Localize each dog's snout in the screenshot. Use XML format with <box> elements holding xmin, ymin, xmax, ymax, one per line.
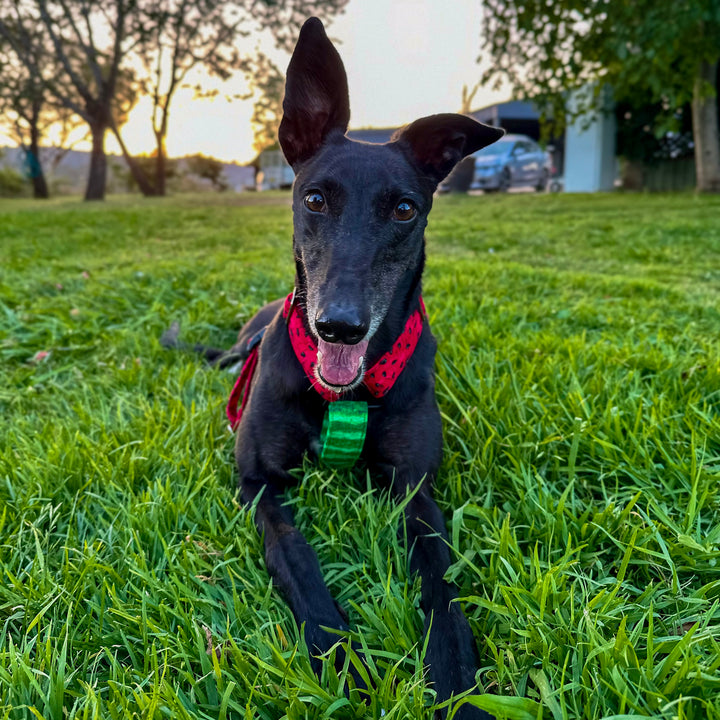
<box><xmin>315</xmin><ymin>306</ymin><xmax>369</xmax><ymax>345</ymax></box>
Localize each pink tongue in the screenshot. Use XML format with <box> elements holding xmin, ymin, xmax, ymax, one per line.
<box><xmin>317</xmin><ymin>338</ymin><xmax>369</xmax><ymax>386</ymax></box>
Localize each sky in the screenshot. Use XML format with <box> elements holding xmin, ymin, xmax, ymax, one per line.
<box><xmin>4</xmin><ymin>0</ymin><xmax>511</xmax><ymax>165</ymax></box>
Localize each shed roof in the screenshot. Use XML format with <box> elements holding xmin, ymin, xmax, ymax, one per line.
<box><xmin>471</xmin><ymin>100</ymin><xmax>540</xmax><ymax>124</ymax></box>
<box><xmin>346</xmin><ymin>127</ymin><xmax>397</xmax><ymax>144</ymax></box>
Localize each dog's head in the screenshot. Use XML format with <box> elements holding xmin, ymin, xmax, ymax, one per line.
<box><xmin>278</xmin><ymin>17</ymin><xmax>504</xmax><ymax>392</ymax></box>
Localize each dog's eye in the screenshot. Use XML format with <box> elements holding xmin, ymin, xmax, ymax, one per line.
<box><xmin>304</xmin><ymin>192</ymin><xmax>326</xmax><ymax>213</ymax></box>
<box><xmin>393</xmin><ymin>200</ymin><xmax>417</xmax><ymax>222</ymax></box>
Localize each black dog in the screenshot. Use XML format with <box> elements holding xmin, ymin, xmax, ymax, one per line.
<box><xmin>166</xmin><ymin>17</ymin><xmax>504</xmax><ymax>719</ymax></box>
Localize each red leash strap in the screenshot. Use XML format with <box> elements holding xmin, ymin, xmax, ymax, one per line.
<box><xmin>226</xmin><ymin>347</ymin><xmax>259</xmax><ymax>430</ymax></box>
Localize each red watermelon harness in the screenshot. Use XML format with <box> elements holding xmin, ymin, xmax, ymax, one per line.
<box><xmin>226</xmin><ymin>292</ymin><xmax>425</xmax><ymax>466</ymax></box>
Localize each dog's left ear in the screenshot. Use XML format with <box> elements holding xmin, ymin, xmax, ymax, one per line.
<box><xmin>393</xmin><ymin>114</ymin><xmax>505</xmax><ymax>185</ymax></box>
<box><xmin>278</xmin><ymin>17</ymin><xmax>350</xmax><ymax>169</ymax></box>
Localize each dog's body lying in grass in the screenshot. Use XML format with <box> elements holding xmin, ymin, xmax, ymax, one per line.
<box><xmin>164</xmin><ymin>17</ymin><xmax>504</xmax><ymax>718</ymax></box>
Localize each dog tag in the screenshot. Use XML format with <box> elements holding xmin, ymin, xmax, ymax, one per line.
<box><xmin>319</xmin><ymin>401</ymin><xmax>368</xmax><ymax>468</ymax></box>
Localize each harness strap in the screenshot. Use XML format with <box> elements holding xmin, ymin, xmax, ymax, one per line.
<box><xmin>225</xmin><ymin>328</ymin><xmax>265</xmax><ymax>430</ymax></box>
<box><xmin>283</xmin><ymin>293</ymin><xmax>425</xmax><ymax>399</ymax></box>
<box><xmin>227</xmin><ymin>294</ymin><xmax>427</xmax><ymax>459</ymax></box>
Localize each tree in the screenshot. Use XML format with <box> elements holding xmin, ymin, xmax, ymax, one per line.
<box><xmin>0</xmin><ymin>23</ymin><xmax>50</xmax><ymax>198</ymax></box>
<box><xmin>1</xmin><ymin>0</ymin><xmax>136</xmax><ymax>201</ymax></box>
<box><xmin>2</xmin><ymin>1</ymin><xmax>348</xmax><ymax>200</ymax></box>
<box><xmin>460</xmin><ymin>82</ymin><xmax>480</xmax><ymax>115</ymax></box>
<box><xmin>39</xmin><ymin>0</ymin><xmax>134</xmax><ymax>201</ymax></box>
<box><xmin>249</xmin><ymin>53</ymin><xmax>284</xmax><ymax>156</ymax></box>
<box><xmin>127</xmin><ymin>0</ymin><xmax>348</xmax><ymax>196</ymax></box>
<box><xmin>480</xmin><ymin>0</ymin><xmax>720</xmax><ymax>192</ymax></box>
<box><xmin>0</xmin><ymin>21</ymin><xmax>98</xmax><ymax>199</ymax></box>
<box><xmin>128</xmin><ymin>0</ymin><xmax>245</xmax><ymax>195</ymax></box>
<box><xmin>108</xmin><ymin>64</ymin><xmax>157</xmax><ymax>196</ymax></box>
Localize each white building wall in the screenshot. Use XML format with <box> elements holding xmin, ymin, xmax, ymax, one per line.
<box><xmin>565</xmin><ymin>87</ymin><xmax>616</xmax><ymax>192</ymax></box>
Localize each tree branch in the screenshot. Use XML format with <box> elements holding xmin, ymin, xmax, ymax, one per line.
<box><xmin>79</xmin><ymin>0</ymin><xmax>104</xmax><ymax>90</ymax></box>
<box><xmin>105</xmin><ymin>0</ymin><xmax>128</xmax><ymax>102</ymax></box>
<box><xmin>36</xmin><ymin>0</ymin><xmax>94</xmax><ymax>106</ymax></box>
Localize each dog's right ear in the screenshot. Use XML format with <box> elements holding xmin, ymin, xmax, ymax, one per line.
<box><xmin>392</xmin><ymin>114</ymin><xmax>505</xmax><ymax>186</ymax></box>
<box><xmin>278</xmin><ymin>17</ymin><xmax>350</xmax><ymax>169</ymax></box>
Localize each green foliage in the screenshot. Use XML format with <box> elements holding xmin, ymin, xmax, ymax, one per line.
<box><xmin>615</xmin><ymin>102</ymin><xmax>694</xmax><ymax>164</ymax></box>
<box><xmin>186</xmin><ymin>155</ymin><xmax>229</xmax><ymax>191</ymax></box>
<box><xmin>0</xmin><ymin>163</ymin><xmax>26</xmax><ymax>196</ymax></box>
<box><xmin>480</xmin><ymin>0</ymin><xmax>720</xmax><ymax>134</ymax></box>
<box><xmin>249</xmin><ymin>53</ymin><xmax>285</xmax><ymax>156</ymax></box>
<box><xmin>1</xmin><ymin>192</ymin><xmax>720</xmax><ymax>718</ymax></box>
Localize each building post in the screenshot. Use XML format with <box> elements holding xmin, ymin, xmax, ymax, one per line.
<box><xmin>564</xmin><ymin>86</ymin><xmax>616</xmax><ymax>192</ymax></box>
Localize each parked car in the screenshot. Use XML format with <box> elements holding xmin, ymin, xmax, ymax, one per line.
<box><xmin>549</xmin><ymin>174</ymin><xmax>564</xmax><ymax>193</ymax></box>
<box><xmin>442</xmin><ymin>134</ymin><xmax>551</xmax><ymax>193</ymax></box>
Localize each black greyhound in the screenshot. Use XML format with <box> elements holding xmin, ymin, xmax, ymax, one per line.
<box><xmin>165</xmin><ymin>17</ymin><xmax>504</xmax><ymax>719</ymax></box>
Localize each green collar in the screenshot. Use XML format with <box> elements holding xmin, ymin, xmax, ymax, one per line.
<box><xmin>319</xmin><ymin>401</ymin><xmax>368</xmax><ymax>468</ymax></box>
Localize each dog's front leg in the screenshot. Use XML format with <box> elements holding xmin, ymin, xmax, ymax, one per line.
<box><xmin>234</xmin><ymin>349</ymin><xmax>364</xmax><ymax>685</ymax></box>
<box><xmin>240</xmin><ymin>473</ymin><xmax>358</xmax><ymax>676</ymax></box>
<box><xmin>400</xmin><ymin>485</ymin><xmax>492</xmax><ymax>720</ymax></box>
<box><xmin>371</xmin><ymin>406</ymin><xmax>493</xmax><ymax>720</ymax></box>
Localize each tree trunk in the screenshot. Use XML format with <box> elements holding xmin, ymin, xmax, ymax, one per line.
<box><xmin>154</xmin><ymin>131</ymin><xmax>166</xmax><ymax>197</ymax></box>
<box><xmin>692</xmin><ymin>59</ymin><xmax>720</xmax><ymax>193</ymax></box>
<box><xmin>85</xmin><ymin>121</ymin><xmax>107</xmax><ymax>201</ymax></box>
<box><xmin>111</xmin><ymin>123</ymin><xmax>156</xmax><ymax>196</ymax></box>
<box><xmin>28</xmin><ymin>155</ymin><xmax>50</xmax><ymax>199</ymax></box>
<box><xmin>27</xmin><ymin>125</ymin><xmax>49</xmax><ymax>199</ymax></box>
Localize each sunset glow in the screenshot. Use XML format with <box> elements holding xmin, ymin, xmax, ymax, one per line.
<box><xmin>114</xmin><ymin>0</ymin><xmax>509</xmax><ymax>163</ymax></box>
<box><xmin>3</xmin><ymin>0</ymin><xmax>509</xmax><ymax>165</ymax></box>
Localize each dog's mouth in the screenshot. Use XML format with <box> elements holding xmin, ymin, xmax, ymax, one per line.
<box><xmin>316</xmin><ymin>338</ymin><xmax>369</xmax><ymax>391</ymax></box>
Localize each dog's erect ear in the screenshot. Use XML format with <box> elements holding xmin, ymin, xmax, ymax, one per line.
<box><xmin>278</xmin><ymin>17</ymin><xmax>350</xmax><ymax>169</ymax></box>
<box><xmin>393</xmin><ymin>114</ymin><xmax>505</xmax><ymax>185</ymax></box>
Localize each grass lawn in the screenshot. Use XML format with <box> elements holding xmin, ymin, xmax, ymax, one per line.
<box><xmin>1</xmin><ymin>191</ymin><xmax>720</xmax><ymax>719</ymax></box>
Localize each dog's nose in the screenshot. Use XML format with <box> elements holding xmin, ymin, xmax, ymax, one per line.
<box><xmin>315</xmin><ymin>306</ymin><xmax>369</xmax><ymax>345</ymax></box>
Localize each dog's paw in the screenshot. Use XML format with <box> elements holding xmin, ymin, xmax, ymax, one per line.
<box><xmin>424</xmin><ymin>602</ymin><xmax>480</xmax><ymax>698</ymax></box>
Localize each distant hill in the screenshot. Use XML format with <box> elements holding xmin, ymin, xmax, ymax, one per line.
<box><xmin>0</xmin><ymin>146</ymin><xmax>256</xmax><ymax>194</ymax></box>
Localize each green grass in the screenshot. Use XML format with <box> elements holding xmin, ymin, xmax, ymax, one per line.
<box><xmin>1</xmin><ymin>191</ymin><xmax>720</xmax><ymax>719</ymax></box>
